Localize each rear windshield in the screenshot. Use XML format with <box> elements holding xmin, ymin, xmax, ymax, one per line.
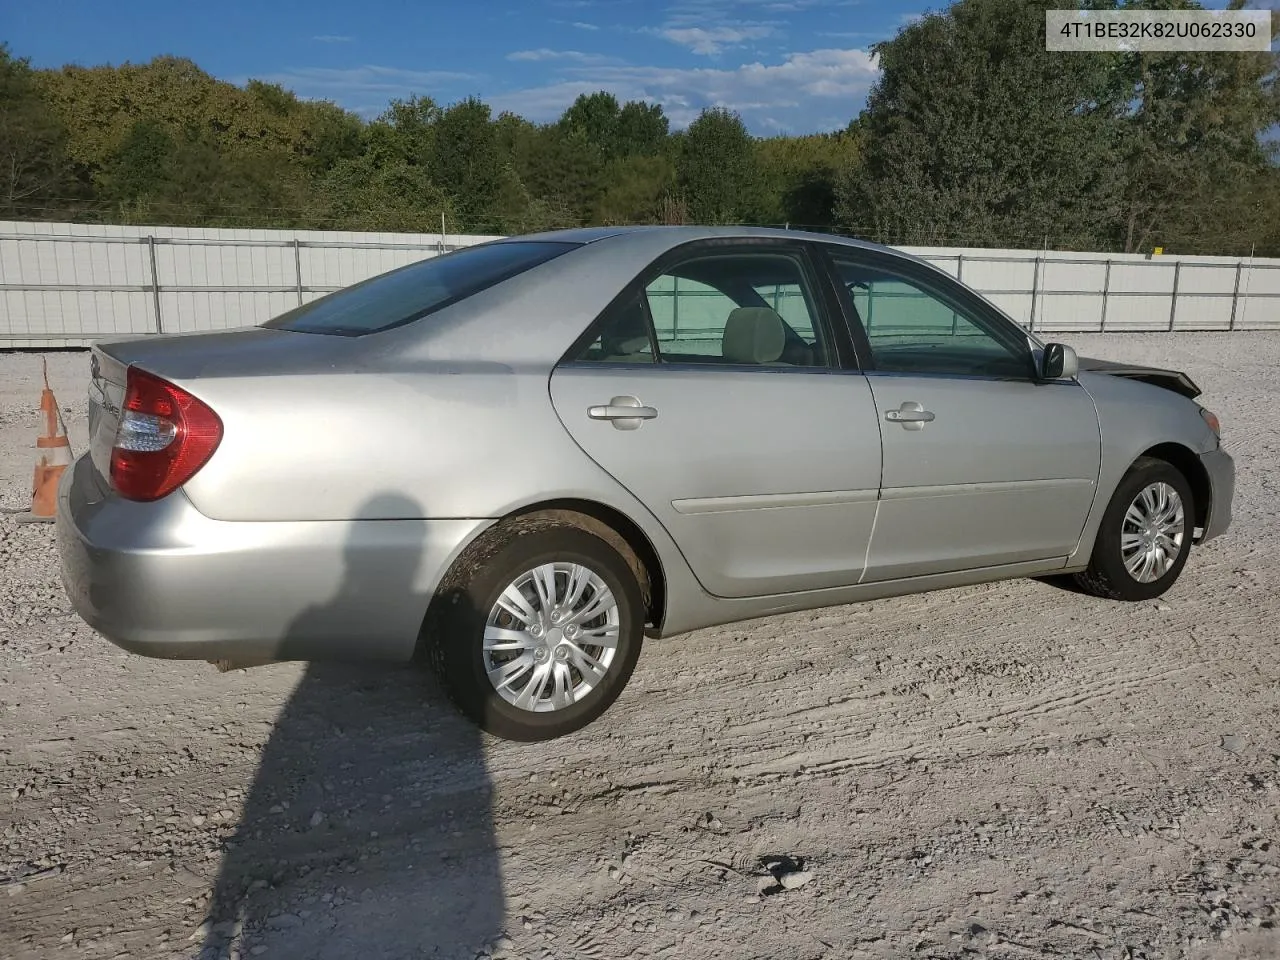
<box><xmin>262</xmin><ymin>240</ymin><xmax>578</xmax><ymax>335</ymax></box>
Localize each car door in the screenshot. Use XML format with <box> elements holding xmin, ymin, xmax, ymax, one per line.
<box><xmin>821</xmin><ymin>245</ymin><xmax>1102</xmax><ymax>582</ymax></box>
<box><xmin>549</xmin><ymin>240</ymin><xmax>883</xmax><ymax>599</ymax></box>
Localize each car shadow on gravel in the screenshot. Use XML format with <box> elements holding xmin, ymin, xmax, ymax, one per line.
<box><xmin>199</xmin><ymin>495</ymin><xmax>504</xmax><ymax>960</ymax></box>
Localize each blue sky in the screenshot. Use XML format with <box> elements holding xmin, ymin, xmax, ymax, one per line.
<box><xmin>8</xmin><ymin>0</ymin><xmax>1268</xmax><ymax>136</ymax></box>
<box><xmin>6</xmin><ymin>0</ymin><xmax>930</xmax><ymax>135</ymax></box>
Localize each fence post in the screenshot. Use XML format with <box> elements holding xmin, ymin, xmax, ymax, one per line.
<box><xmin>1098</xmin><ymin>259</ymin><xmax>1112</xmax><ymax>332</ymax></box>
<box><xmin>293</xmin><ymin>239</ymin><xmax>304</xmax><ymax>306</ymax></box>
<box><xmin>672</xmin><ymin>275</ymin><xmax>679</xmax><ymax>339</ymax></box>
<box><xmin>146</xmin><ymin>236</ymin><xmax>164</xmax><ymax>334</ymax></box>
<box><xmin>1028</xmin><ymin>256</ymin><xmax>1042</xmax><ymax>332</ymax></box>
<box><xmin>1167</xmin><ymin>260</ymin><xmax>1181</xmax><ymax>332</ymax></box>
<box><xmin>1228</xmin><ymin>260</ymin><xmax>1243</xmax><ymax>331</ymax></box>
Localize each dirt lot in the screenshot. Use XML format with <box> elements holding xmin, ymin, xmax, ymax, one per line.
<box><xmin>1</xmin><ymin>333</ymin><xmax>1278</xmax><ymax>960</ymax></box>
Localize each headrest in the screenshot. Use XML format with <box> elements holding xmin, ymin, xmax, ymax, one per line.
<box><xmin>722</xmin><ymin>307</ymin><xmax>786</xmax><ymax>364</ymax></box>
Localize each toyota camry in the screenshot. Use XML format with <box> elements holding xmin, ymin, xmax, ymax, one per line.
<box><xmin>56</xmin><ymin>226</ymin><xmax>1234</xmax><ymax>741</ymax></box>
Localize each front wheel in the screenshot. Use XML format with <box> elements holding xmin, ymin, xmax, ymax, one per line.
<box><xmin>1074</xmin><ymin>456</ymin><xmax>1195</xmax><ymax>601</ymax></box>
<box><xmin>428</xmin><ymin>519</ymin><xmax>645</xmax><ymax>741</ymax></box>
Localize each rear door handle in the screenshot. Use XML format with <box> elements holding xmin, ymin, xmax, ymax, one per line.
<box><xmin>885</xmin><ymin>401</ymin><xmax>935</xmax><ymax>431</ymax></box>
<box><xmin>588</xmin><ymin>395</ymin><xmax>658</xmax><ymax>431</ymax></box>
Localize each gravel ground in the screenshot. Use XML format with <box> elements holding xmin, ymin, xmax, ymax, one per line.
<box><xmin>2</xmin><ymin>334</ymin><xmax>1279</xmax><ymax>960</ymax></box>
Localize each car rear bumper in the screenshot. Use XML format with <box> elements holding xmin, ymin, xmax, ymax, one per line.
<box><xmin>1197</xmin><ymin>446</ymin><xmax>1234</xmax><ymax>544</ymax></box>
<box><xmin>55</xmin><ymin>454</ymin><xmax>488</xmax><ymax>662</ymax></box>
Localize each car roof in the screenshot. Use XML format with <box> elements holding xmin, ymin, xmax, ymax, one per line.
<box><xmin>501</xmin><ymin>224</ymin><xmax>941</xmax><ymax>272</ymax></box>
<box><xmin>366</xmin><ymin>224</ymin><xmax>1025</xmax><ymax>366</ymax></box>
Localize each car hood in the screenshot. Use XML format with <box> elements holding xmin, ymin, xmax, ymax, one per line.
<box><xmin>1076</xmin><ymin>356</ymin><xmax>1202</xmax><ymax>401</ymax></box>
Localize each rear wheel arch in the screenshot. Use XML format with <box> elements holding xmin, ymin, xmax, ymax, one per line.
<box><xmin>503</xmin><ymin>500</ymin><xmax>666</xmax><ymax>631</ymax></box>
<box><xmin>430</xmin><ymin>499</ymin><xmax>666</xmax><ymax>634</ymax></box>
<box><xmin>1136</xmin><ymin>442</ymin><xmax>1210</xmax><ymax>535</ymax></box>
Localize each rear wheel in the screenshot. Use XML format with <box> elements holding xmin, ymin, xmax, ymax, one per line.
<box><xmin>1074</xmin><ymin>457</ymin><xmax>1194</xmax><ymax>601</ymax></box>
<box><xmin>428</xmin><ymin>519</ymin><xmax>645</xmax><ymax>741</ymax></box>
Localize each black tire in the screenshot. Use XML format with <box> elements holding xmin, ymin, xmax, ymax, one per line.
<box><xmin>427</xmin><ymin>518</ymin><xmax>645</xmax><ymax>742</ymax></box>
<box><xmin>1073</xmin><ymin>456</ymin><xmax>1195</xmax><ymax>602</ymax></box>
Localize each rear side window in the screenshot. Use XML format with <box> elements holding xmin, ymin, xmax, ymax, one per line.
<box><xmin>263</xmin><ymin>240</ymin><xmax>578</xmax><ymax>335</ymax></box>
<box><xmin>573</xmin><ymin>250</ymin><xmax>832</xmax><ymax>368</ymax></box>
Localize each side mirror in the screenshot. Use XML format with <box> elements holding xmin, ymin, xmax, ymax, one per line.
<box><xmin>1040</xmin><ymin>342</ymin><xmax>1078</xmax><ymax>380</ymax></box>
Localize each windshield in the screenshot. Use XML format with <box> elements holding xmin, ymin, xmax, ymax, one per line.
<box><xmin>262</xmin><ymin>240</ymin><xmax>579</xmax><ymax>336</ymax></box>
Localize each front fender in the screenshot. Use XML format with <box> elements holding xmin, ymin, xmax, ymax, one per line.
<box><xmin>1068</xmin><ymin>371</ymin><xmax>1219</xmax><ymax>564</ymax></box>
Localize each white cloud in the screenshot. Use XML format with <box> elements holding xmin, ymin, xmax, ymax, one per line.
<box><xmin>311</xmin><ymin>35</ymin><xmax>355</xmax><ymax>43</ymax></box>
<box><xmin>657</xmin><ymin>0</ymin><xmax>853</xmax><ymax>26</ymax></box>
<box><xmin>487</xmin><ymin>47</ymin><xmax>879</xmax><ymax>133</ymax></box>
<box><xmin>731</xmin><ymin>0</ymin><xmax>858</xmax><ymax>10</ymax></box>
<box><xmin>644</xmin><ymin>0</ymin><xmax>783</xmax><ymax>56</ymax></box>
<box><xmin>659</xmin><ymin>24</ymin><xmax>777</xmax><ymax>55</ymax></box>
<box><xmin>642</xmin><ymin>0</ymin><xmax>868</xmax><ymax>56</ymax></box>
<box><xmin>507</xmin><ymin>48</ymin><xmax>619</xmax><ymax>64</ymax></box>
<box><xmin>820</xmin><ymin>30</ymin><xmax>884</xmax><ymax>40</ymax></box>
<box><xmin>571</xmin><ymin>21</ymin><xmax>600</xmax><ymax>30</ymax></box>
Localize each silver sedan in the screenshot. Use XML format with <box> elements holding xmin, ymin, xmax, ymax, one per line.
<box><xmin>56</xmin><ymin>226</ymin><xmax>1235</xmax><ymax>741</ymax></box>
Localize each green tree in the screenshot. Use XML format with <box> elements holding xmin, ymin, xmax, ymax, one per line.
<box><xmin>514</xmin><ymin>124</ymin><xmax>604</xmax><ymax>226</ymax></box>
<box><xmin>594</xmin><ymin>154</ymin><xmax>677</xmax><ymax>224</ymax></box>
<box><xmin>560</xmin><ymin>91</ymin><xmax>622</xmax><ymax>158</ymax></box>
<box><xmin>313</xmin><ymin>96</ymin><xmax>447</xmax><ymax>232</ymax></box>
<box><xmin>616</xmin><ymin>101</ymin><xmax>669</xmax><ymax>156</ymax></box>
<box><xmin>293</xmin><ymin>99</ymin><xmax>367</xmax><ymax>179</ymax></box>
<box><xmin>0</xmin><ymin>45</ymin><xmax>80</xmax><ymax>219</ymax></box>
<box><xmin>494</xmin><ymin>111</ymin><xmax>538</xmax><ymax>161</ymax></box>
<box><xmin>6</xmin><ymin>16</ymin><xmax>1272</xmax><ymax>250</ymax></box>
<box><xmin>99</xmin><ymin>119</ymin><xmax>176</xmax><ymax>208</ymax></box>
<box><xmin>677</xmin><ymin>107</ymin><xmax>759</xmax><ymax>224</ymax></box>
<box><xmin>755</xmin><ymin>130</ymin><xmax>861</xmax><ymax>227</ymax></box>
<box><xmin>837</xmin><ymin>0</ymin><xmax>1279</xmax><ymax>252</ymax></box>
<box><xmin>431</xmin><ymin>97</ymin><xmax>502</xmax><ymax>232</ymax></box>
<box><xmin>1105</xmin><ymin>0</ymin><xmax>1280</xmax><ymax>252</ymax></box>
<box><xmin>837</xmin><ymin>0</ymin><xmax>1124</xmax><ymax>248</ymax></box>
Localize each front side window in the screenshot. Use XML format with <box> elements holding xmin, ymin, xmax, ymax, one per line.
<box><xmin>263</xmin><ymin>240</ymin><xmax>578</xmax><ymax>336</ymax></box>
<box><xmin>830</xmin><ymin>254</ymin><xmax>1032</xmax><ymax>379</ymax></box>
<box><xmin>575</xmin><ymin>250</ymin><xmax>831</xmax><ymax>368</ymax></box>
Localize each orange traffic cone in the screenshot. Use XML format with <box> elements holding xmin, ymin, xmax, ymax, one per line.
<box><xmin>7</xmin><ymin>359</ymin><xmax>73</xmax><ymax>524</ymax></box>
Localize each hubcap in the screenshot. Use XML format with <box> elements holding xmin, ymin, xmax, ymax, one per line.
<box><xmin>483</xmin><ymin>562</ymin><xmax>620</xmax><ymax>713</ymax></box>
<box><xmin>1121</xmin><ymin>481</ymin><xmax>1185</xmax><ymax>583</ymax></box>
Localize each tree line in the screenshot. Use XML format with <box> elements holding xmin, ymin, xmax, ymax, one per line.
<box><xmin>2</xmin><ymin>0</ymin><xmax>1277</xmax><ymax>255</ymax></box>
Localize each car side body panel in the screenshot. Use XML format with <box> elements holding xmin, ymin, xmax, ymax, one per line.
<box><xmin>551</xmin><ymin>364</ymin><xmax>883</xmax><ymax>598</ymax></box>
<box><xmin>1065</xmin><ymin>369</ymin><xmax>1224</xmax><ymax>567</ymax></box>
<box><xmin>177</xmin><ymin>365</ymin><xmax>601</xmax><ymax>522</ymax></box>
<box><xmin>656</xmin><ymin>557</ymin><xmax>1076</xmax><ymax>637</ymax></box>
<box><xmin>862</xmin><ymin>374</ymin><xmax>1101</xmax><ymax>580</ymax></box>
<box><xmin>55</xmin><ymin>452</ymin><xmax>493</xmax><ymax>661</ymax></box>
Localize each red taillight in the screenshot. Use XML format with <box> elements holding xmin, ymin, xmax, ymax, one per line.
<box><xmin>111</xmin><ymin>367</ymin><xmax>223</xmax><ymax>502</ymax></box>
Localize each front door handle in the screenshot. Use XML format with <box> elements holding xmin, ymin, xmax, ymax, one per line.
<box><xmin>885</xmin><ymin>401</ymin><xmax>935</xmax><ymax>431</ymax></box>
<box><xmin>588</xmin><ymin>395</ymin><xmax>658</xmax><ymax>431</ymax></box>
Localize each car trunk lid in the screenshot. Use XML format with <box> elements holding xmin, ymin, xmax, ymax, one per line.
<box><xmin>86</xmin><ymin>344</ymin><xmax>129</xmax><ymax>480</ymax></box>
<box><xmin>84</xmin><ymin>326</ymin><xmax>349</xmax><ymax>484</ymax></box>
